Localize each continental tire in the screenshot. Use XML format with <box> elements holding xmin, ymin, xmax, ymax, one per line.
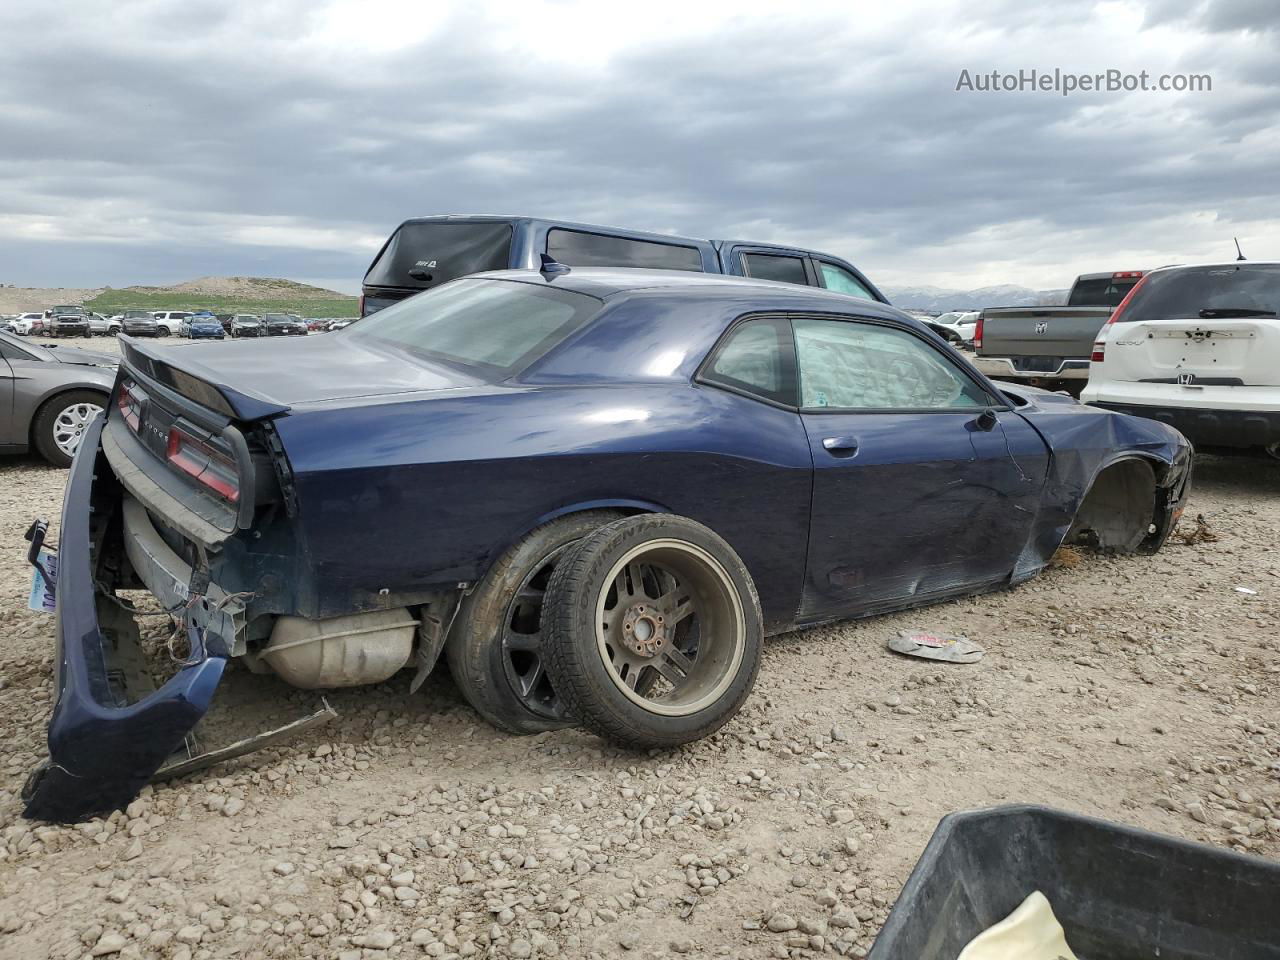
<box><xmin>445</xmin><ymin>510</ymin><xmax>623</xmax><ymax>734</ymax></box>
<box><xmin>542</xmin><ymin>514</ymin><xmax>762</xmax><ymax>749</ymax></box>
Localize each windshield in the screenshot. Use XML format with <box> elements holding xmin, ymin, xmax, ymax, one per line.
<box><xmin>364</xmin><ymin>220</ymin><xmax>514</xmax><ymax>291</ymax></box>
<box><xmin>344</xmin><ymin>278</ymin><xmax>599</xmax><ymax>377</ymax></box>
<box><xmin>124</xmin><ymin>311</ymin><xmax>150</xmax><ymax>319</ymax></box>
<box><xmin>1119</xmin><ymin>264</ymin><xmax>1280</xmax><ymax>324</ymax></box>
<box><xmin>264</xmin><ymin>314</ymin><xmax>289</xmax><ymax>322</ymax></box>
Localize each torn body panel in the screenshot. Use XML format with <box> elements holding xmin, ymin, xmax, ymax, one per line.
<box><xmin>1008</xmin><ymin>387</ymin><xmax>1191</xmax><ymax>581</ymax></box>
<box><xmin>22</xmin><ymin>419</ymin><xmax>229</xmax><ymax>822</ymax></box>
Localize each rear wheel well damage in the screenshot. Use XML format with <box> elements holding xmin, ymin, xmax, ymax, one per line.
<box><xmin>1066</xmin><ymin>457</ymin><xmax>1166</xmax><ymax>553</ymax></box>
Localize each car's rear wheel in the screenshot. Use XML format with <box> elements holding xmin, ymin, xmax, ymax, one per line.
<box><xmin>541</xmin><ymin>515</ymin><xmax>762</xmax><ymax>749</ymax></box>
<box><xmin>33</xmin><ymin>390</ymin><xmax>106</xmax><ymax>468</ymax></box>
<box><xmin>445</xmin><ymin>510</ymin><xmax>624</xmax><ymax>734</ymax></box>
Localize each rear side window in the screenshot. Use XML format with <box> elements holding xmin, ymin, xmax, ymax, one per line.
<box><xmin>346</xmin><ymin>279</ymin><xmax>600</xmax><ymax>377</ymax></box>
<box><xmin>1119</xmin><ymin>264</ymin><xmax>1280</xmax><ymax>324</ymax></box>
<box><xmin>743</xmin><ymin>253</ymin><xmax>808</xmax><ymax>286</ymax></box>
<box><xmin>1068</xmin><ymin>277</ymin><xmax>1140</xmax><ymax>307</ymax></box>
<box><xmin>818</xmin><ymin>262</ymin><xmax>875</xmax><ymax>300</ymax></box>
<box><xmin>701</xmin><ymin>318</ymin><xmax>796</xmax><ymax>406</ymax></box>
<box><xmin>546</xmin><ymin>229</ymin><xmax>703</xmax><ymax>271</ymax></box>
<box><xmin>365</xmin><ymin>221</ymin><xmax>514</xmax><ymax>290</ymax></box>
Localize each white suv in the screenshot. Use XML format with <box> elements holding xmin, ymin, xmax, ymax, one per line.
<box><xmin>1083</xmin><ymin>261</ymin><xmax>1280</xmax><ymax>458</ymax></box>
<box><xmin>150</xmin><ymin>311</ymin><xmax>191</xmax><ymax>336</ymax></box>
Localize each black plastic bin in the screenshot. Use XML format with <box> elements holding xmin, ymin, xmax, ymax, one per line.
<box><xmin>868</xmin><ymin>804</ymin><xmax>1280</xmax><ymax>960</ymax></box>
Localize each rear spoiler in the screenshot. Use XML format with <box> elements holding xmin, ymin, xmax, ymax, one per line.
<box><xmin>119</xmin><ymin>336</ymin><xmax>291</xmax><ymax>421</ymax></box>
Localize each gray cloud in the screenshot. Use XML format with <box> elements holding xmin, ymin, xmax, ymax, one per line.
<box><xmin>0</xmin><ymin>0</ymin><xmax>1277</xmax><ymax>293</ymax></box>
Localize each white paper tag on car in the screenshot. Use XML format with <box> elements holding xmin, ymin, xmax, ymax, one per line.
<box><xmin>28</xmin><ymin>548</ymin><xmax>58</xmax><ymax>613</ymax></box>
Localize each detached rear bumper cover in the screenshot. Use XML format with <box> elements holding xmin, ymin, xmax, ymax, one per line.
<box><xmin>22</xmin><ymin>417</ymin><xmax>227</xmax><ymax>823</ymax></box>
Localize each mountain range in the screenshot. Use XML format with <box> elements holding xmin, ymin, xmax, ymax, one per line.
<box><xmin>882</xmin><ymin>283</ymin><xmax>1068</xmax><ymax>313</ymax></box>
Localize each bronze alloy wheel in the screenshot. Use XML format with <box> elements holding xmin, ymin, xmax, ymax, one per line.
<box><xmin>593</xmin><ymin>539</ymin><xmax>744</xmax><ymax>717</ymax></box>
<box><xmin>542</xmin><ymin>514</ymin><xmax>763</xmax><ymax>748</ymax></box>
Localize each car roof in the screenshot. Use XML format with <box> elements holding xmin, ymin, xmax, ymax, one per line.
<box><xmin>397</xmin><ymin>213</ymin><xmax>714</xmax><ymax>246</ymax></box>
<box><xmin>471</xmin><ymin>267</ymin><xmax>907</xmax><ymax>316</ymax></box>
<box><xmin>1144</xmin><ymin>260</ymin><xmax>1280</xmax><ymax>276</ymax></box>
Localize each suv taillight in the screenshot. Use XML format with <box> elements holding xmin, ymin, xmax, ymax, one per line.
<box><xmin>1102</xmin><ymin>273</ymin><xmax>1149</xmax><ymax>329</ymax></box>
<box><xmin>358</xmin><ymin>294</ymin><xmax>365</xmax><ymax>317</ymax></box>
<box><xmin>1093</xmin><ymin>273</ymin><xmax>1151</xmax><ymax>364</ymax></box>
<box><xmin>973</xmin><ymin>316</ymin><xmax>984</xmax><ymax>350</ymax></box>
<box><xmin>166</xmin><ymin>427</ymin><xmax>240</xmax><ymax>502</ymax></box>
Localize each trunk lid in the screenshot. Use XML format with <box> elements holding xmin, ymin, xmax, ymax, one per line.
<box><xmin>119</xmin><ymin>333</ymin><xmax>484</xmax><ymax>421</ymax></box>
<box><xmin>1103</xmin><ymin>317</ymin><xmax>1280</xmax><ymax>386</ymax></box>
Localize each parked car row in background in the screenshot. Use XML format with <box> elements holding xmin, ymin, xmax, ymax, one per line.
<box><xmin>2</xmin><ymin>309</ymin><xmax>359</xmax><ymax>339</ymax></box>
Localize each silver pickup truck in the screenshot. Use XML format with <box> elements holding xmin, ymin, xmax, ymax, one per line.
<box><xmin>973</xmin><ymin>271</ymin><xmax>1145</xmax><ymax>393</ymax></box>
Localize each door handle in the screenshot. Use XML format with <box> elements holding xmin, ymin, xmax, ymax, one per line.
<box><xmin>822</xmin><ymin>436</ymin><xmax>859</xmax><ymax>458</ymax></box>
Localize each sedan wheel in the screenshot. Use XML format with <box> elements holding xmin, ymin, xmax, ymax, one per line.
<box><xmin>33</xmin><ymin>390</ymin><xmax>105</xmax><ymax>468</ymax></box>
<box><xmin>445</xmin><ymin>510</ymin><xmax>623</xmax><ymax>734</ymax></box>
<box><xmin>542</xmin><ymin>515</ymin><xmax>763</xmax><ymax>748</ymax></box>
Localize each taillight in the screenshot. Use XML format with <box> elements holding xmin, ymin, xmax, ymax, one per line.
<box><xmin>1111</xmin><ymin>271</ymin><xmax>1144</xmax><ymax>279</ymax></box>
<box><xmin>1102</xmin><ymin>272</ymin><xmax>1150</xmax><ymax>330</ymax></box>
<box><xmin>116</xmin><ymin>382</ymin><xmax>142</xmax><ymax>432</ymax></box>
<box><xmin>358</xmin><ymin>293</ymin><xmax>365</xmax><ymax>317</ymax></box>
<box><xmin>166</xmin><ymin>427</ymin><xmax>240</xmax><ymax>502</ymax></box>
<box><xmin>1091</xmin><ymin>341</ymin><xmax>1106</xmax><ymax>363</ymax></box>
<box><xmin>973</xmin><ymin>316</ymin><xmax>984</xmax><ymax>350</ymax></box>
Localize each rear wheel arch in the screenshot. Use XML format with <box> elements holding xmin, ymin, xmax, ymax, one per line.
<box><xmin>482</xmin><ymin>498</ymin><xmax>671</xmax><ymax>582</ymax></box>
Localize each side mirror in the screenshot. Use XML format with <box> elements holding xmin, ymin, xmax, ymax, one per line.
<box><xmin>974</xmin><ymin>409</ymin><xmax>998</xmax><ymax>432</ymax></box>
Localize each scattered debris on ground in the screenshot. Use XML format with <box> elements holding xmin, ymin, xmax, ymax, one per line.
<box><xmin>1171</xmin><ymin>513</ymin><xmax>1220</xmax><ymax>546</ymax></box>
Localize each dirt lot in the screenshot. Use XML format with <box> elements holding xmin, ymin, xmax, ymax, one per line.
<box><xmin>0</xmin><ymin>359</ymin><xmax>1276</xmax><ymax>959</ymax></box>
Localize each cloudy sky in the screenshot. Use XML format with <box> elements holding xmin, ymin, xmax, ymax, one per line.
<box><xmin>1</xmin><ymin>0</ymin><xmax>1276</xmax><ymax>294</ymax></box>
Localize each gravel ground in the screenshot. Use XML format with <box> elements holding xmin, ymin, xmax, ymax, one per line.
<box><xmin>0</xmin><ymin>360</ymin><xmax>1276</xmax><ymax>959</ymax></box>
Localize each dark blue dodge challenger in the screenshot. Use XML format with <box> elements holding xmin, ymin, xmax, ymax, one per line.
<box><xmin>24</xmin><ymin>267</ymin><xmax>1192</xmax><ymax>821</ymax></box>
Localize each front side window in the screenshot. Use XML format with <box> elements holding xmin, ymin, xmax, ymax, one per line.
<box><xmin>546</xmin><ymin>229</ymin><xmax>703</xmax><ymax>271</ymax></box>
<box><xmin>794</xmin><ymin>317</ymin><xmax>989</xmax><ymax>411</ymax></box>
<box><xmin>818</xmin><ymin>262</ymin><xmax>875</xmax><ymax>300</ymax></box>
<box><xmin>702</xmin><ymin>318</ymin><xmax>795</xmax><ymax>405</ymax></box>
<box><xmin>345</xmin><ymin>278</ymin><xmax>600</xmax><ymax>378</ymax></box>
<box><xmin>742</xmin><ymin>253</ymin><xmax>808</xmax><ymax>286</ymax></box>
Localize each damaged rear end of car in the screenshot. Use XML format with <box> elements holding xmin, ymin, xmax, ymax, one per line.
<box><xmin>22</xmin><ymin>338</ymin><xmax>451</xmax><ymax>822</ymax></box>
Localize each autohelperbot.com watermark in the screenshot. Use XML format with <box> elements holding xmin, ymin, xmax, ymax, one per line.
<box><xmin>955</xmin><ymin>68</ymin><xmax>1211</xmax><ymax>96</ymax></box>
